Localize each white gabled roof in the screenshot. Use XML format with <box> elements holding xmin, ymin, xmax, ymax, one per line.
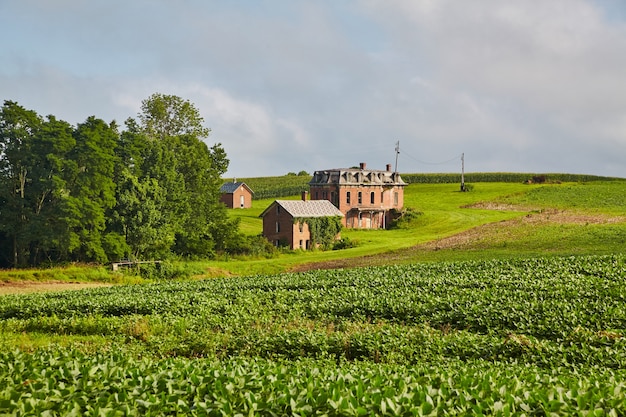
<box><xmin>260</xmin><ymin>200</ymin><xmax>344</xmax><ymax>218</ymax></box>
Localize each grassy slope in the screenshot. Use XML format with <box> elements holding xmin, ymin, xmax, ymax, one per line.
<box><xmin>210</xmin><ymin>182</ymin><xmax>530</xmax><ymax>275</ymax></box>
<box><xmin>209</xmin><ymin>181</ymin><xmax>626</xmax><ymax>276</ymax></box>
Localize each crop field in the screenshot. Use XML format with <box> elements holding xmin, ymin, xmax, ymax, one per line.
<box><xmin>2</xmin><ymin>175</ymin><xmax>626</xmax><ymax>415</ymax></box>
<box><xmin>2</xmin><ymin>254</ymin><xmax>626</xmax><ymax>414</ymax></box>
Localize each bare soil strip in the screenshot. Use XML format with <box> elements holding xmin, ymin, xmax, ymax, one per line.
<box><xmin>0</xmin><ymin>281</ymin><xmax>112</xmax><ymax>296</ymax></box>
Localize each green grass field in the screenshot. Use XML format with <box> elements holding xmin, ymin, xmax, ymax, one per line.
<box><xmin>212</xmin><ymin>180</ymin><xmax>626</xmax><ymax>275</ymax></box>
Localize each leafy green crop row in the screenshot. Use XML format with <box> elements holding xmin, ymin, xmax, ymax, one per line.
<box><xmin>2</xmin><ymin>255</ymin><xmax>625</xmax><ymax>338</ymax></box>
<box><xmin>2</xmin><ymin>349</ymin><xmax>626</xmax><ymax>416</ymax></box>
<box><xmin>1</xmin><ymin>255</ymin><xmax>625</xmax><ymax>365</ymax></box>
<box><xmin>2</xmin><ymin>254</ymin><xmax>626</xmax><ymax>414</ymax></box>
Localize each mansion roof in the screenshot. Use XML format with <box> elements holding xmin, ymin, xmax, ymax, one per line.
<box><xmin>309</xmin><ymin>167</ymin><xmax>406</xmax><ymax>186</ymax></box>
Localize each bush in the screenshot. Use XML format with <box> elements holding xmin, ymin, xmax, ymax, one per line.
<box><xmin>332</xmin><ymin>237</ymin><xmax>358</xmax><ymax>250</ymax></box>
<box><xmin>389</xmin><ymin>207</ymin><xmax>423</xmax><ymax>229</ymax></box>
<box><xmin>221</xmin><ymin>234</ymin><xmax>279</xmax><ymax>259</ymax></box>
<box><xmin>242</xmin><ymin>235</ymin><xmax>279</xmax><ymax>258</ymax></box>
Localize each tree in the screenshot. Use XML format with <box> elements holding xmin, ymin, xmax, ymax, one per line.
<box><xmin>138</xmin><ymin>93</ymin><xmax>209</xmax><ymax>140</ymax></box>
<box><xmin>25</xmin><ymin>114</ymin><xmax>76</xmax><ymax>264</ymax></box>
<box><xmin>0</xmin><ymin>100</ymin><xmax>43</xmax><ymax>266</ymax></box>
<box><xmin>60</xmin><ymin>117</ymin><xmax>122</xmax><ymax>262</ymax></box>
<box><xmin>0</xmin><ymin>94</ymin><xmax>238</xmax><ymax>265</ymax></box>
<box><xmin>112</xmin><ymin>93</ymin><xmax>235</xmax><ymax>259</ymax></box>
<box><xmin>109</xmin><ymin>127</ymin><xmax>184</xmax><ymax>259</ymax></box>
<box><xmin>0</xmin><ymin>102</ymin><xmax>78</xmax><ymax>266</ymax></box>
<box><xmin>110</xmin><ymin>168</ymin><xmax>173</xmax><ymax>259</ymax></box>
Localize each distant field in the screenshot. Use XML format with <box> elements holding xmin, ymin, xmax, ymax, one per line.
<box><xmin>229</xmin><ymin>172</ymin><xmax>623</xmax><ymax>200</ymax></box>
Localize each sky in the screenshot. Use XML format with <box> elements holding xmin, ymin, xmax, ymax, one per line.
<box><xmin>1</xmin><ymin>0</ymin><xmax>626</xmax><ymax>178</ymax></box>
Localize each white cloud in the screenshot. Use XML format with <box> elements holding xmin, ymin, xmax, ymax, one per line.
<box><xmin>2</xmin><ymin>0</ymin><xmax>626</xmax><ymax>177</ymax></box>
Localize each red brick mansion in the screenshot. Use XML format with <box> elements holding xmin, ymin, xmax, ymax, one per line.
<box><xmin>308</xmin><ymin>162</ymin><xmax>406</xmax><ymax>229</ymax></box>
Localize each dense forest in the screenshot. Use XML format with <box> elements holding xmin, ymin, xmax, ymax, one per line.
<box><xmin>0</xmin><ymin>94</ymin><xmax>246</xmax><ymax>268</ymax></box>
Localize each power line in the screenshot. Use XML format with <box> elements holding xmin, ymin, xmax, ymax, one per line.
<box><xmin>399</xmin><ymin>148</ymin><xmax>462</xmax><ymax>166</ymax></box>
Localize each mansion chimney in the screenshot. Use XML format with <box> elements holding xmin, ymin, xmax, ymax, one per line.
<box><xmin>386</xmin><ymin>164</ymin><xmax>392</xmax><ymax>172</ymax></box>
<box><xmin>301</xmin><ymin>191</ymin><xmax>308</xmax><ymax>201</ymax></box>
<box><xmin>359</xmin><ymin>162</ymin><xmax>366</xmax><ymax>170</ymax></box>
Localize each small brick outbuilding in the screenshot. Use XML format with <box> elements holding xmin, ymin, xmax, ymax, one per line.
<box><xmin>259</xmin><ymin>195</ymin><xmax>344</xmax><ymax>250</ymax></box>
<box><xmin>220</xmin><ymin>181</ymin><xmax>254</xmax><ymax>209</ymax></box>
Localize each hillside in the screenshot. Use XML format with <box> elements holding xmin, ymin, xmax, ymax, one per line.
<box><xmin>218</xmin><ymin>178</ymin><xmax>626</xmax><ymax>276</ymax></box>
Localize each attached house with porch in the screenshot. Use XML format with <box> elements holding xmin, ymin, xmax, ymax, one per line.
<box><xmin>220</xmin><ymin>181</ymin><xmax>254</xmax><ymax>209</ymax></box>
<box><xmin>260</xmin><ymin>194</ymin><xmax>344</xmax><ymax>250</ymax></box>
<box><xmin>308</xmin><ymin>162</ymin><xmax>406</xmax><ymax>229</ymax></box>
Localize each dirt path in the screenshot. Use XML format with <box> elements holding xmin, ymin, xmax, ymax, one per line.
<box><xmin>0</xmin><ymin>281</ymin><xmax>113</xmax><ymax>296</ymax></box>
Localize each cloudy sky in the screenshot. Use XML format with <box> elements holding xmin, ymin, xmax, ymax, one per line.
<box><xmin>1</xmin><ymin>1</ymin><xmax>626</xmax><ymax>178</ymax></box>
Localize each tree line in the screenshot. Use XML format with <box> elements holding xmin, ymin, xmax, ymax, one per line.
<box><xmin>0</xmin><ymin>94</ymin><xmax>250</xmax><ymax>268</ymax></box>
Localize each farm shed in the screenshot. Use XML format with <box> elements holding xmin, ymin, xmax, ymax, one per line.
<box><xmin>220</xmin><ymin>181</ymin><xmax>254</xmax><ymax>209</ymax></box>
<box><xmin>260</xmin><ymin>194</ymin><xmax>344</xmax><ymax>250</ymax></box>
<box><xmin>309</xmin><ymin>162</ymin><xmax>406</xmax><ymax>229</ymax></box>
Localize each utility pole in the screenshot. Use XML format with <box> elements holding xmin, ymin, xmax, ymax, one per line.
<box><xmin>394</xmin><ymin>141</ymin><xmax>400</xmax><ymax>174</ymax></box>
<box><xmin>461</xmin><ymin>152</ymin><xmax>466</xmax><ymax>192</ymax></box>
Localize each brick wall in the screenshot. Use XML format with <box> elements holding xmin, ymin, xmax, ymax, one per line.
<box><xmin>309</xmin><ymin>184</ymin><xmax>403</xmax><ymax>228</ymax></box>
<box><xmin>220</xmin><ymin>186</ymin><xmax>252</xmax><ymax>208</ymax></box>
<box><xmin>262</xmin><ymin>204</ymin><xmax>311</xmax><ymax>249</ymax></box>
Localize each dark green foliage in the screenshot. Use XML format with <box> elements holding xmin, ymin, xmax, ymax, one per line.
<box><xmin>0</xmin><ymin>101</ymin><xmax>126</xmax><ymax>265</ymax></box>
<box><xmin>0</xmin><ymin>95</ymin><xmax>237</xmax><ymax>266</ymax></box>
<box><xmin>389</xmin><ymin>207</ymin><xmax>423</xmax><ymax>229</ymax></box>
<box><xmin>295</xmin><ymin>216</ymin><xmax>343</xmax><ymax>249</ymax></box>
<box><xmin>222</xmin><ymin>234</ymin><xmax>279</xmax><ymax>258</ymax></box>
<box><xmin>461</xmin><ymin>183</ymin><xmax>474</xmax><ymax>192</ymax></box>
<box><xmin>332</xmin><ymin>237</ymin><xmax>357</xmax><ymax>250</ymax></box>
